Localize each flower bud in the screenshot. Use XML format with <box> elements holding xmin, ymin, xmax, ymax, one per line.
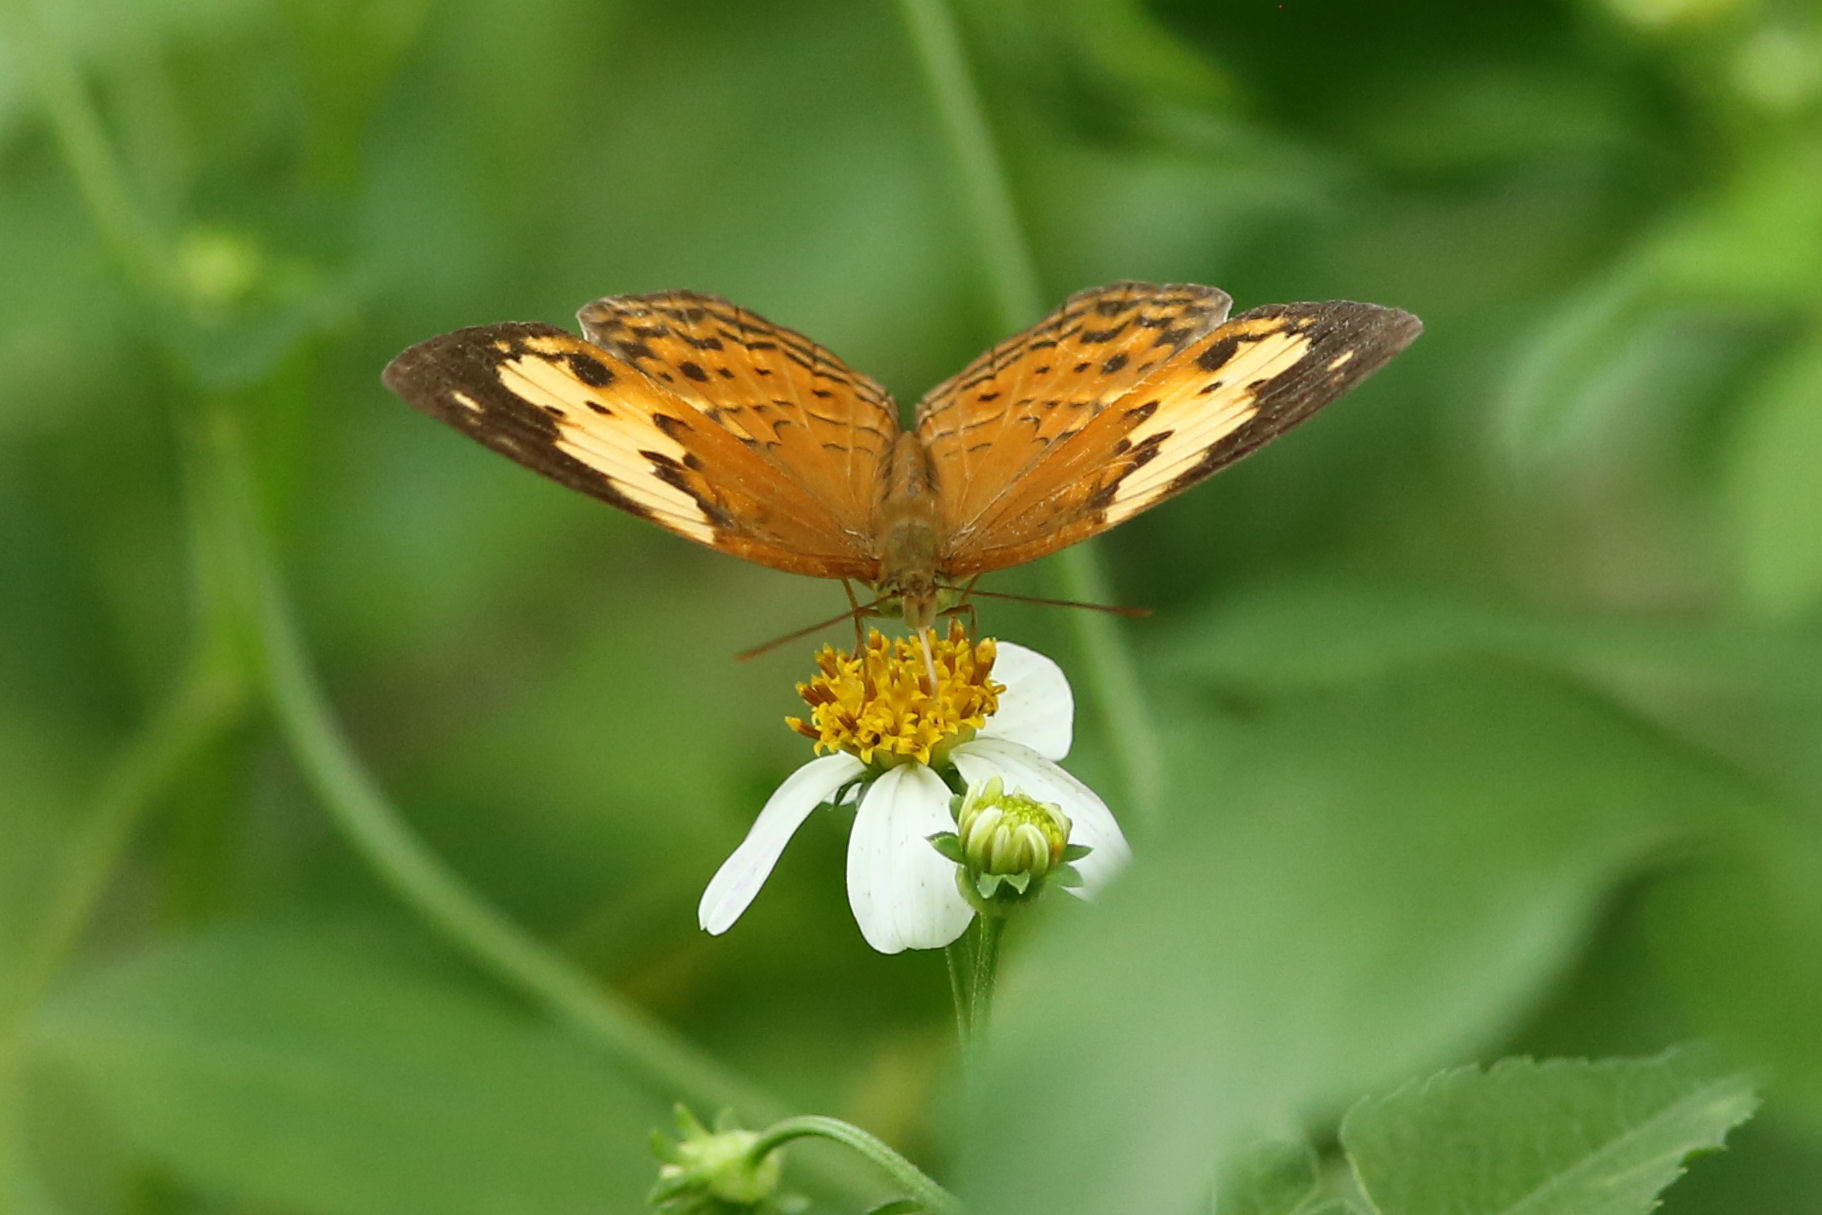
<box><xmin>649</xmin><ymin>1105</ymin><xmax>786</xmax><ymax>1212</ymax></box>
<box><xmin>933</xmin><ymin>775</ymin><xmax>1089</xmax><ymax>914</ymax></box>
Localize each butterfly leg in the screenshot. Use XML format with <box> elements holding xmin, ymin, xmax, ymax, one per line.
<box><xmin>841</xmin><ymin>579</ymin><xmax>866</xmax><ymax>651</ymax></box>
<box><xmin>938</xmin><ymin>575</ymin><xmax>981</xmax><ymax>638</ymax></box>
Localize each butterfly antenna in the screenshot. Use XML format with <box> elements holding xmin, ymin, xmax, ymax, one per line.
<box><xmin>961</xmin><ymin>587</ymin><xmax>1151</xmax><ymax>618</ymax></box>
<box><xmin>736</xmin><ymin>598</ymin><xmax>881</xmax><ymax>663</ymax></box>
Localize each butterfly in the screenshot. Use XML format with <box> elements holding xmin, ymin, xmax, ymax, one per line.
<box><xmin>383</xmin><ymin>281</ymin><xmax>1420</xmax><ymax>636</ymax></box>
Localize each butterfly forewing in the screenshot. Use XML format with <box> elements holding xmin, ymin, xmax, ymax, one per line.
<box><xmin>930</xmin><ymin>299</ymin><xmax>1423</xmax><ymax>577</ymax></box>
<box><xmin>382</xmin><ymin>321</ymin><xmax>880</xmax><ymax>579</ymax></box>
<box><xmin>578</xmin><ymin>291</ymin><xmax>899</xmax><ymax>535</ymax></box>
<box><xmin>914</xmin><ymin>282</ymin><xmax>1233</xmax><ymax>534</ymax></box>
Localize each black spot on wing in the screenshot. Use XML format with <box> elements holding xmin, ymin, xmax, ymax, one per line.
<box><xmin>567</xmin><ymin>352</ymin><xmax>615</xmax><ymax>387</ymax></box>
<box><xmin>1194</xmin><ymin>334</ymin><xmax>1242</xmax><ymax>373</ymax></box>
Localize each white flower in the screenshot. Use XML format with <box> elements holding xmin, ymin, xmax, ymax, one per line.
<box><xmin>698</xmin><ymin>629</ymin><xmax>1130</xmax><ymax>953</ymax></box>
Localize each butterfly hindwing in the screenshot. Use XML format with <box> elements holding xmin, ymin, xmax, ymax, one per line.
<box><xmin>381</xmin><ymin>322</ymin><xmax>879</xmax><ymax>578</ymax></box>
<box><xmin>932</xmin><ymin>299</ymin><xmax>1424</xmax><ymax>576</ymax></box>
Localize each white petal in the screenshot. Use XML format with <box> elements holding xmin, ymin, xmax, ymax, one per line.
<box><xmin>846</xmin><ymin>763</ymin><xmax>974</xmax><ymax>954</ymax></box>
<box><xmin>980</xmin><ymin>642</ymin><xmax>1073</xmax><ymax>760</ymax></box>
<box><xmin>699</xmin><ymin>753</ymin><xmax>865</xmax><ymax>934</ymax></box>
<box><xmin>952</xmin><ymin>737</ymin><xmax>1130</xmax><ymax>896</ymax></box>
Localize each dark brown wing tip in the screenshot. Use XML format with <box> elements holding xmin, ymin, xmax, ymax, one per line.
<box><xmin>1358</xmin><ymin>302</ymin><xmax>1424</xmax><ymax>349</ymax></box>
<box><xmin>380</xmin><ymin>322</ymin><xmax>573</xmax><ymax>403</ymax></box>
<box><xmin>1233</xmin><ymin>299</ymin><xmax>1423</xmax><ymax>372</ymax></box>
<box><xmin>1335</xmin><ymin>302</ymin><xmax>1423</xmax><ymax>374</ymax></box>
<box><xmin>380</xmin><ymin>333</ymin><xmax>449</xmax><ymax>399</ymax></box>
<box><xmin>1262</xmin><ymin>298</ymin><xmax>1422</xmax><ymax>335</ymax></box>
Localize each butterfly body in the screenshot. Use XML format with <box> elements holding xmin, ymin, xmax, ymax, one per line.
<box><xmin>875</xmin><ymin>432</ymin><xmax>947</xmax><ymax>631</ymax></box>
<box><xmin>383</xmin><ymin>282</ymin><xmax>1421</xmax><ymax>635</ymax></box>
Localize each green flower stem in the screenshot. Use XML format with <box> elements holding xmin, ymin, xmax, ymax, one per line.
<box><xmin>967</xmin><ymin>915</ymin><xmax>1005</xmax><ymax>1037</ymax></box>
<box><xmin>897</xmin><ymin>0</ymin><xmax>1160</xmax><ymax>832</ymax></box>
<box><xmin>750</xmin><ymin>1116</ymin><xmax>963</xmax><ymax>1215</ymax></box>
<box><xmin>945</xmin><ymin>935</ymin><xmax>972</xmax><ymax>1046</ymax></box>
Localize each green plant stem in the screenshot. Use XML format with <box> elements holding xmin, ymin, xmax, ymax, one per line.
<box><xmin>895</xmin><ymin>0</ymin><xmax>1042</xmax><ymax>332</ymax></box>
<box><xmin>0</xmin><ymin>0</ymin><xmax>169</xmax><ymax>294</ymax></box>
<box><xmin>4</xmin><ymin>658</ymin><xmax>245</xmax><ymax>1025</ymax></box>
<box><xmin>194</xmin><ymin>409</ymin><xmax>732</xmax><ymax>1101</ymax></box>
<box><xmin>897</xmin><ymin>0</ymin><xmax>1160</xmax><ymax>831</ymax></box>
<box><xmin>0</xmin><ymin>411</ymin><xmax>247</xmax><ymax>1213</ymax></box>
<box><xmin>967</xmin><ymin>916</ymin><xmax>1005</xmax><ymax>1037</ymax></box>
<box><xmin>944</xmin><ymin>936</ymin><xmax>972</xmax><ymax>1047</ymax></box>
<box><xmin>751</xmin><ymin>1116</ymin><xmax>963</xmax><ymax>1215</ymax></box>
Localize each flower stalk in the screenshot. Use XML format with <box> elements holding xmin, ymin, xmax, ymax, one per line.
<box><xmin>969</xmin><ymin>915</ymin><xmax>1006</xmax><ymax>1041</ymax></box>
<box><xmin>747</xmin><ymin>1116</ymin><xmax>963</xmax><ymax>1215</ymax></box>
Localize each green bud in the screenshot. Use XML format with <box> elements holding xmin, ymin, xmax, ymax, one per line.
<box><xmin>937</xmin><ymin>775</ymin><xmax>1088</xmax><ymax>915</ymax></box>
<box><xmin>957</xmin><ymin>776</ymin><xmax>1070</xmax><ymax>878</ymax></box>
<box><xmin>649</xmin><ymin>1105</ymin><xmax>786</xmax><ymax>1212</ymax></box>
<box><xmin>177</xmin><ymin>227</ymin><xmax>264</xmax><ymax>314</ymax></box>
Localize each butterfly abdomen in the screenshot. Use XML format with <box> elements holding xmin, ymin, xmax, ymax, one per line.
<box><xmin>873</xmin><ymin>433</ymin><xmax>945</xmax><ymax>630</ymax></box>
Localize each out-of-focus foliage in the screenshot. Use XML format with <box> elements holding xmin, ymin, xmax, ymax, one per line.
<box><xmin>0</xmin><ymin>0</ymin><xmax>1817</xmax><ymax>1212</ymax></box>
<box><xmin>1339</xmin><ymin>1049</ymin><xmax>1758</xmax><ymax>1215</ymax></box>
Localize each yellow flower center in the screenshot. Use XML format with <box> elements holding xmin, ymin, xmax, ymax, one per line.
<box><xmin>787</xmin><ymin>621</ymin><xmax>1003</xmax><ymax>766</ymax></box>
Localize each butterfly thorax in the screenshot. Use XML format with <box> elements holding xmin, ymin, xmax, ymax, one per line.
<box><xmin>871</xmin><ymin>432</ymin><xmax>945</xmax><ymax>633</ymax></box>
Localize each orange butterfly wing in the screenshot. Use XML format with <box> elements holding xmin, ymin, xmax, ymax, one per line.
<box><xmin>914</xmin><ymin>282</ymin><xmax>1233</xmax><ymax>536</ymax></box>
<box><xmin>917</xmin><ymin>287</ymin><xmax>1422</xmax><ymax>577</ymax></box>
<box><xmin>382</xmin><ymin>310</ymin><xmax>889</xmax><ymax>580</ymax></box>
<box><xmin>578</xmin><ymin>291</ymin><xmax>900</xmax><ymax>538</ymax></box>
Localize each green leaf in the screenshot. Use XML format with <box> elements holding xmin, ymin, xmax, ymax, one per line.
<box><xmin>1724</xmin><ymin>334</ymin><xmax>1822</xmax><ymax>618</ymax></box>
<box><xmin>1214</xmin><ymin>1140</ymin><xmax>1320</xmax><ymax>1215</ymax></box>
<box><xmin>1642</xmin><ymin>820</ymin><xmax>1822</xmax><ymax>1133</ymax></box>
<box><xmin>1339</xmin><ymin>1048</ymin><xmax>1758</xmax><ymax>1215</ymax></box>
<box><xmin>24</xmin><ymin>926</ymin><xmax>662</xmax><ymax>1215</ymax></box>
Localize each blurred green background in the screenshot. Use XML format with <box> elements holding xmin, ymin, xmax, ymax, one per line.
<box><xmin>3</xmin><ymin>0</ymin><xmax>1821</xmax><ymax>1211</ymax></box>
